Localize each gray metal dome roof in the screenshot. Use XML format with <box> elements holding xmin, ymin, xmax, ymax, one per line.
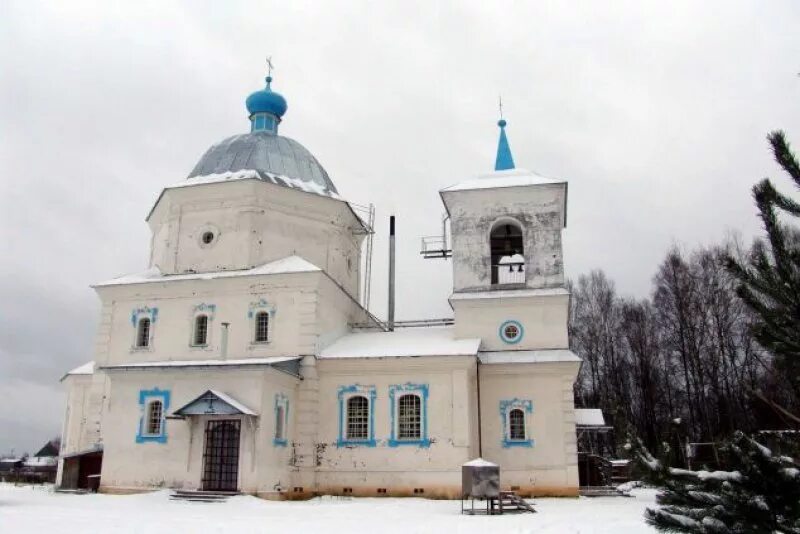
<box><xmin>188</xmin><ymin>131</ymin><xmax>338</xmax><ymax>196</ymax></box>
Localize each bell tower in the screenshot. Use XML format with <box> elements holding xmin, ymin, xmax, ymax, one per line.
<box><xmin>438</xmin><ymin>119</ymin><xmax>570</xmax><ymax>352</ymax></box>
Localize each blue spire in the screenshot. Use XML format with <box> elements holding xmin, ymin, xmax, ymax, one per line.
<box><xmin>494</xmin><ymin>119</ymin><xmax>515</xmax><ymax>171</ymax></box>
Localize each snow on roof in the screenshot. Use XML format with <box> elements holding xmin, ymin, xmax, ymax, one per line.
<box><xmin>100</xmin><ymin>356</ymin><xmax>300</xmax><ymax>370</ymax></box>
<box><xmin>478</xmin><ymin>349</ymin><xmax>581</xmax><ymax>365</ymax></box>
<box><xmin>24</xmin><ymin>457</ymin><xmax>58</xmax><ymax>467</ymax></box>
<box><xmin>462</xmin><ymin>458</ymin><xmax>498</xmax><ymax>467</ymax></box>
<box><xmin>95</xmin><ymin>255</ymin><xmax>320</xmax><ymax>287</ymax></box>
<box><xmin>498</xmin><ymin>254</ymin><xmax>525</xmax><ymax>265</ymax></box>
<box><xmin>450</xmin><ymin>287</ymin><xmax>569</xmax><ymax>302</ymax></box>
<box><xmin>60</xmin><ymin>361</ymin><xmax>95</xmax><ymax>381</ymax></box>
<box><xmin>575</xmin><ymin>408</ymin><xmax>606</xmax><ymax>426</ymax></box>
<box><xmin>441</xmin><ymin>168</ymin><xmax>565</xmax><ymax>193</ymax></box>
<box><xmin>319</xmin><ymin>327</ymin><xmax>480</xmax><ymax>359</ymax></box>
<box><xmin>167</xmin><ymin>169</ymin><xmax>342</xmax><ymax>200</ymax></box>
<box><xmin>67</xmin><ymin>361</ymin><xmax>94</xmax><ymax>375</ymax></box>
<box><xmin>208</xmin><ymin>390</ymin><xmax>257</xmax><ymax>416</ymax></box>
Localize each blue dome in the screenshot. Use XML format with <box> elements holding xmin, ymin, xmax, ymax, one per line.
<box><xmin>246</xmin><ymin>76</ymin><xmax>287</xmax><ymax>118</ymax></box>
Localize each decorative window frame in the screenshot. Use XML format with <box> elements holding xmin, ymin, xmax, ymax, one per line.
<box><xmin>500</xmin><ymin>398</ymin><xmax>533</xmax><ymax>448</ymax></box>
<box><xmin>388</xmin><ymin>383</ymin><xmax>430</xmax><ymax>448</ymax></box>
<box><xmin>248</xmin><ymin>299</ymin><xmax>276</xmax><ymax>346</ymax></box>
<box><xmin>336</xmin><ymin>384</ymin><xmax>376</xmax><ymax>447</ymax></box>
<box><xmin>136</xmin><ymin>388</ymin><xmax>170</xmax><ymax>444</ymax></box>
<box><xmin>498</xmin><ymin>319</ymin><xmax>524</xmax><ymax>345</ymax></box>
<box><xmin>189</xmin><ymin>303</ymin><xmax>215</xmax><ymax>349</ymax></box>
<box><xmin>273</xmin><ymin>393</ymin><xmax>289</xmax><ymax>447</ymax></box>
<box><xmin>131</xmin><ymin>306</ymin><xmax>158</xmax><ymax>351</ymax></box>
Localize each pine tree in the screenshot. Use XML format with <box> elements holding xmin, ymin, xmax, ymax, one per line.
<box><xmin>629</xmin><ymin>431</ymin><xmax>800</xmax><ymax>533</ymax></box>
<box><xmin>726</xmin><ymin>131</ymin><xmax>800</xmax><ymax>400</ymax></box>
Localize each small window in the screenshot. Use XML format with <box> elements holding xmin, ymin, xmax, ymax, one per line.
<box><xmin>193</xmin><ymin>315</ymin><xmax>208</xmax><ymax>346</ymax></box>
<box><xmin>397</xmin><ymin>394</ymin><xmax>421</xmax><ymax>440</ymax></box>
<box><xmin>146</xmin><ymin>400</ymin><xmax>163</xmax><ymax>435</ymax></box>
<box><xmin>254</xmin><ymin>311</ymin><xmax>270</xmax><ymax>343</ymax></box>
<box><xmin>201</xmin><ymin>231</ymin><xmax>214</xmax><ymax>244</ymax></box>
<box><xmin>346</xmin><ymin>395</ymin><xmax>369</xmax><ymax>440</ymax></box>
<box><xmin>136</xmin><ymin>318</ymin><xmax>151</xmax><ymax>348</ymax></box>
<box><xmin>275</xmin><ymin>405</ymin><xmax>285</xmax><ymax>441</ymax></box>
<box><xmin>509</xmin><ymin>408</ymin><xmax>525</xmax><ymax>441</ymax></box>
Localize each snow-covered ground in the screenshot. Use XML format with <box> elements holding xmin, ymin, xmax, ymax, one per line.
<box><xmin>0</xmin><ymin>484</ymin><xmax>657</xmax><ymax>533</ymax></box>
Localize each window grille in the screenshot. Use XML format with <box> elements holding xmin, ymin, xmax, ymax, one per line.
<box><xmin>509</xmin><ymin>408</ymin><xmax>525</xmax><ymax>440</ymax></box>
<box><xmin>346</xmin><ymin>396</ymin><xmax>369</xmax><ymax>440</ymax></box>
<box><xmin>254</xmin><ymin>312</ymin><xmax>270</xmax><ymax>343</ymax></box>
<box><xmin>147</xmin><ymin>400</ymin><xmax>163</xmax><ymax>435</ymax></box>
<box><xmin>193</xmin><ymin>315</ymin><xmax>208</xmax><ymax>345</ymax></box>
<box><xmin>397</xmin><ymin>394</ymin><xmax>421</xmax><ymax>440</ymax></box>
<box><xmin>275</xmin><ymin>405</ymin><xmax>285</xmax><ymax>440</ymax></box>
<box><xmin>136</xmin><ymin>318</ymin><xmax>151</xmax><ymax>348</ymax></box>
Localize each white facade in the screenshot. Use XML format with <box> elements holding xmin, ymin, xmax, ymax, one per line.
<box><xmin>58</xmin><ymin>83</ymin><xmax>580</xmax><ymax>498</ymax></box>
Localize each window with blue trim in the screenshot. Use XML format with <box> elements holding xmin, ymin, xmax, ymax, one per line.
<box><xmin>500</xmin><ymin>398</ymin><xmax>533</xmax><ymax>448</ymax></box>
<box><xmin>136</xmin><ymin>388</ymin><xmax>170</xmax><ymax>443</ymax></box>
<box><xmin>389</xmin><ymin>383</ymin><xmax>430</xmax><ymax>447</ymax></box>
<box><xmin>273</xmin><ymin>393</ymin><xmax>289</xmax><ymax>446</ymax></box>
<box><xmin>337</xmin><ymin>385</ymin><xmax>376</xmax><ymax>447</ymax></box>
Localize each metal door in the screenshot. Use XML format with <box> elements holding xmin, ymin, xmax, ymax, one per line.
<box><xmin>202</xmin><ymin>419</ymin><xmax>241</xmax><ymax>491</ymax></box>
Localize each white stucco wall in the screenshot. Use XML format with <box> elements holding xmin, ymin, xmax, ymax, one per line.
<box><xmin>452</xmin><ymin>293</ymin><xmax>570</xmax><ymax>351</ymax></box>
<box><xmin>442</xmin><ymin>182</ymin><xmax>567</xmax><ymax>292</ymax></box>
<box><xmin>147</xmin><ymin>180</ymin><xmax>364</xmax><ymax>296</ymax></box>
<box><xmin>478</xmin><ymin>361</ymin><xmax>580</xmax><ymax>496</ymax></box>
<box><xmin>98</xmin><ymin>367</ymin><xmax>298</xmax><ymax>494</ymax></box>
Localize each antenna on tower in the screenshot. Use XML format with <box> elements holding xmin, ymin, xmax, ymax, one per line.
<box><xmin>498</xmin><ymin>95</ymin><xmax>504</xmax><ymax>120</ymax></box>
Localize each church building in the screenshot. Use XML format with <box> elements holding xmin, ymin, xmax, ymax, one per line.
<box><xmin>57</xmin><ymin>69</ymin><xmax>581</xmax><ymax>498</ymax></box>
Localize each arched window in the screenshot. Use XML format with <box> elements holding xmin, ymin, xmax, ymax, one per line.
<box><xmin>146</xmin><ymin>400</ymin><xmax>163</xmax><ymax>435</ymax></box>
<box><xmin>397</xmin><ymin>394</ymin><xmax>422</xmax><ymax>440</ymax></box>
<box><xmin>508</xmin><ymin>408</ymin><xmax>526</xmax><ymax>441</ymax></box>
<box><xmin>275</xmin><ymin>405</ymin><xmax>285</xmax><ymax>441</ymax></box>
<box><xmin>490</xmin><ymin>222</ymin><xmax>524</xmax><ymax>285</ymax></box>
<box><xmin>346</xmin><ymin>395</ymin><xmax>369</xmax><ymax>440</ymax></box>
<box><xmin>136</xmin><ymin>318</ymin><xmax>151</xmax><ymax>348</ymax></box>
<box><xmin>254</xmin><ymin>311</ymin><xmax>270</xmax><ymax>343</ymax></box>
<box><xmin>193</xmin><ymin>315</ymin><xmax>208</xmax><ymax>346</ymax></box>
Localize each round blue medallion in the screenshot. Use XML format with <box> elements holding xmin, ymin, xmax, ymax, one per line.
<box><xmin>499</xmin><ymin>320</ymin><xmax>524</xmax><ymax>344</ymax></box>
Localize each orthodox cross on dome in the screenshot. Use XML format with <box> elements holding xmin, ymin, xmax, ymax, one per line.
<box><xmin>494</xmin><ymin>97</ymin><xmax>515</xmax><ymax>171</ymax></box>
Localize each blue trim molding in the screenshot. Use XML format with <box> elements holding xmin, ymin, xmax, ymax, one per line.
<box><xmin>131</xmin><ymin>306</ymin><xmax>158</xmax><ymax>326</ymax></box>
<box><xmin>500</xmin><ymin>398</ymin><xmax>534</xmax><ymax>448</ymax></box>
<box><xmin>136</xmin><ymin>388</ymin><xmax>170</xmax><ymax>444</ymax></box>
<box><xmin>388</xmin><ymin>383</ymin><xmax>430</xmax><ymax>448</ymax></box>
<box><xmin>336</xmin><ymin>384</ymin><xmax>376</xmax><ymax>447</ymax></box>
<box><xmin>273</xmin><ymin>393</ymin><xmax>289</xmax><ymax>447</ymax></box>
<box><xmin>498</xmin><ymin>319</ymin><xmax>524</xmax><ymax>344</ymax></box>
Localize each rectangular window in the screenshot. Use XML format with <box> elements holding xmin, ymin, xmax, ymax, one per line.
<box><xmin>254</xmin><ymin>312</ymin><xmax>269</xmax><ymax>343</ymax></box>
<box><xmin>275</xmin><ymin>406</ymin><xmax>285</xmax><ymax>440</ymax></box>
<box><xmin>397</xmin><ymin>394</ymin><xmax>422</xmax><ymax>440</ymax></box>
<box><xmin>136</xmin><ymin>318</ymin><xmax>151</xmax><ymax>348</ymax></box>
<box><xmin>346</xmin><ymin>396</ymin><xmax>369</xmax><ymax>440</ymax></box>
<box><xmin>193</xmin><ymin>315</ymin><xmax>208</xmax><ymax>345</ymax></box>
<box><xmin>147</xmin><ymin>400</ymin><xmax>163</xmax><ymax>435</ymax></box>
<box><xmin>509</xmin><ymin>409</ymin><xmax>525</xmax><ymax>440</ymax></box>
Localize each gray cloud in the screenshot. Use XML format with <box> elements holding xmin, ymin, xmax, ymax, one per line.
<box><xmin>1</xmin><ymin>0</ymin><xmax>799</xmax><ymax>453</ymax></box>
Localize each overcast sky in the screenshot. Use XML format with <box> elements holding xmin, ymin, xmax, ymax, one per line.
<box><xmin>1</xmin><ymin>1</ymin><xmax>798</xmax><ymax>454</ymax></box>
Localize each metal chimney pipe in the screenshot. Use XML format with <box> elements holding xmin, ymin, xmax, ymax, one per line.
<box><xmin>388</xmin><ymin>215</ymin><xmax>396</xmax><ymax>332</ymax></box>
<box><xmin>220</xmin><ymin>322</ymin><xmax>230</xmax><ymax>360</ymax></box>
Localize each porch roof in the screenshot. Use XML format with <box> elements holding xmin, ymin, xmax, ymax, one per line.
<box><xmin>172</xmin><ymin>390</ymin><xmax>258</xmax><ymax>417</ymax></box>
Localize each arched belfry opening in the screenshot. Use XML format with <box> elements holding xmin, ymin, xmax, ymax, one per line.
<box><xmin>490</xmin><ymin>221</ymin><xmax>525</xmax><ymax>285</ymax></box>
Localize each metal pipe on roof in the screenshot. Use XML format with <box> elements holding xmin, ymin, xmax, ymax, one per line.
<box><xmin>388</xmin><ymin>215</ymin><xmax>396</xmax><ymax>332</ymax></box>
